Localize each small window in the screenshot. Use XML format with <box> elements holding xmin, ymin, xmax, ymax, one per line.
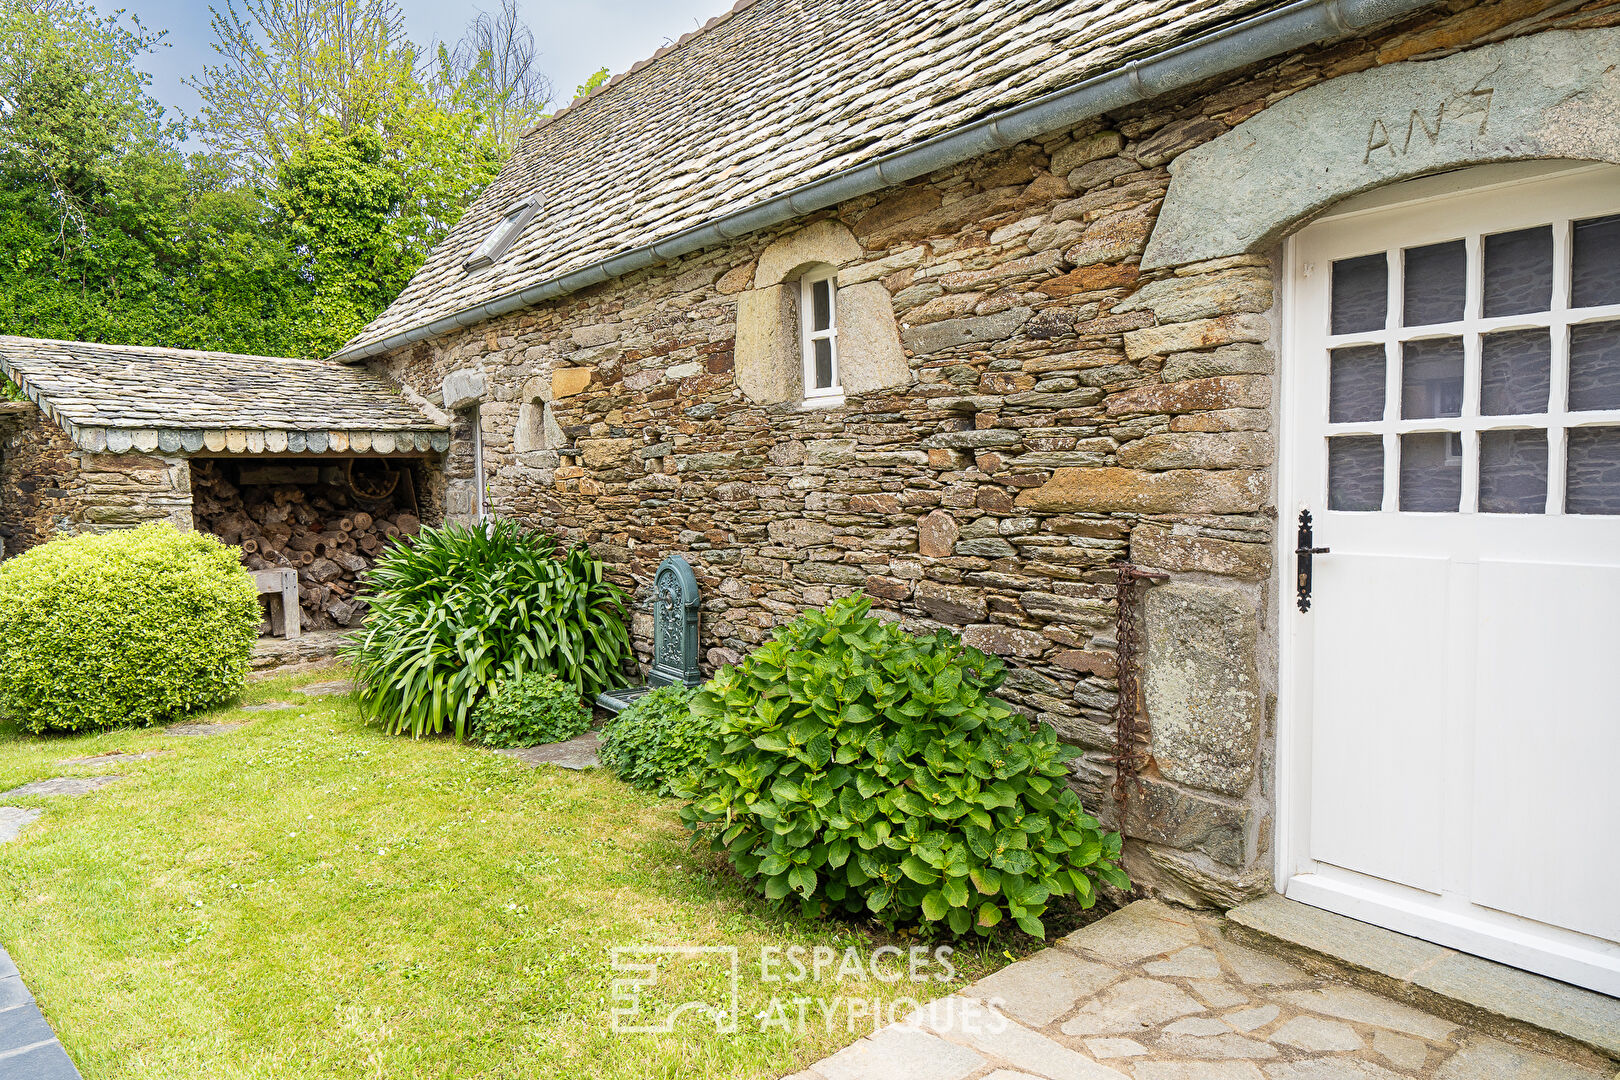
<box><xmin>463</xmin><ymin>198</ymin><xmax>540</xmax><ymax>273</ymax></box>
<box><xmin>800</xmin><ymin>270</ymin><xmax>841</xmax><ymax>399</ymax></box>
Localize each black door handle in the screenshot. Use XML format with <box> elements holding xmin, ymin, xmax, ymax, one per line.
<box><xmin>1296</xmin><ymin>510</ymin><xmax>1329</xmax><ymax>612</ymax></box>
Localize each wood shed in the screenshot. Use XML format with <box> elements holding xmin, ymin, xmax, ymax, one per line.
<box><xmin>0</xmin><ymin>335</ymin><xmax>450</xmax><ymax>633</ymax></box>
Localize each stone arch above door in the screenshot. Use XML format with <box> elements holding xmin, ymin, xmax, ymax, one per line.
<box><xmin>1141</xmin><ymin>28</ymin><xmax>1620</xmax><ymax>270</ymax></box>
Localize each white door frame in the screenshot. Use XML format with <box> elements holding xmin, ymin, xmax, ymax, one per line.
<box><xmin>1273</xmin><ymin>160</ymin><xmax>1620</xmax><ymax>994</ymax></box>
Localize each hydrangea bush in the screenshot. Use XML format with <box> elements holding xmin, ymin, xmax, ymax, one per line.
<box><xmin>679</xmin><ymin>596</ymin><xmax>1126</xmax><ymax>938</ymax></box>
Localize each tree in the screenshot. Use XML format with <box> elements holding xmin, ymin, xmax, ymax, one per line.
<box><xmin>0</xmin><ymin>0</ymin><xmax>578</xmax><ymax>359</ymax></box>
<box><xmin>272</xmin><ymin>127</ymin><xmax>408</xmax><ymax>355</ymax></box>
<box><xmin>574</xmin><ymin>66</ymin><xmax>609</xmax><ymax>101</ymax></box>
<box><xmin>0</xmin><ymin>0</ymin><xmax>171</xmax><ymax>250</ymax></box>
<box><xmin>446</xmin><ymin>0</ymin><xmax>551</xmax><ymax>147</ymax></box>
<box><xmin>190</xmin><ymin>0</ymin><xmax>423</xmax><ymax>179</ymax></box>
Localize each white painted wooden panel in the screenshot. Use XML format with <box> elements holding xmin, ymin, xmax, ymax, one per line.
<box><xmin>1310</xmin><ymin>553</ymin><xmax>1449</xmax><ymax>892</ymax></box>
<box><xmin>1473</xmin><ymin>559</ymin><xmax>1620</xmax><ymax>943</ymax></box>
<box><xmin>1282</xmin><ymin>163</ymin><xmax>1620</xmax><ymax>994</ymax></box>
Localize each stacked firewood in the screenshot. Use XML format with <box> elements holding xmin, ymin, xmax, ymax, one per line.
<box><xmin>192</xmin><ymin>461</ymin><xmax>420</xmax><ymax>631</ymax></box>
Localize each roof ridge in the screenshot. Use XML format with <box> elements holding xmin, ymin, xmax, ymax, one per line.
<box><xmin>0</xmin><ymin>334</ymin><xmax>326</xmax><ymax>367</ymax></box>
<box><xmin>520</xmin><ymin>0</ymin><xmax>759</xmax><ymax>138</ymax></box>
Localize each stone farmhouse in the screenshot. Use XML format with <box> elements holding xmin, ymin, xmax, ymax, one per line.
<box><xmin>0</xmin><ymin>337</ymin><xmax>450</xmax><ymax>640</ymax></box>
<box><xmin>4</xmin><ymin>0</ymin><xmax>1619</xmax><ymax>997</ymax></box>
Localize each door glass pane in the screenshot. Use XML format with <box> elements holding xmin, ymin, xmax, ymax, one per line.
<box><xmin>1332</xmin><ymin>254</ymin><xmax>1388</xmax><ymax>335</ymax></box>
<box><xmin>811</xmin><ymin>279</ymin><xmax>832</xmax><ymax>332</ymax></box>
<box><xmin>1568</xmin><ymin>321</ymin><xmax>1620</xmax><ymax>412</ymax></box>
<box><xmin>1482</xmin><ymin>225</ymin><xmax>1553</xmax><ymax>318</ymax></box>
<box><xmin>812</xmin><ymin>337</ymin><xmax>833</xmax><ymax>389</ymax></box>
<box><xmin>1329</xmin><ymin>436</ymin><xmax>1383</xmax><ymax>511</ymax></box>
<box><xmin>1400</xmin><ymin>432</ymin><xmax>1462</xmax><ymax>512</ymax></box>
<box><xmin>1572</xmin><ymin>214</ymin><xmax>1620</xmax><ymax>309</ymax></box>
<box><xmin>1480</xmin><ymin>329</ymin><xmax>1550</xmax><ymax>415</ymax></box>
<box><xmin>1566</xmin><ymin>427</ymin><xmax>1620</xmax><ymax>515</ymax></box>
<box><xmin>1478</xmin><ymin>430</ymin><xmax>1547</xmax><ymax>514</ymax></box>
<box><xmin>1329</xmin><ymin>345</ymin><xmax>1385</xmax><ymax>423</ymax></box>
<box><xmin>1401</xmin><ymin>337</ymin><xmax>1464</xmax><ymax>419</ymax></box>
<box><xmin>1404</xmin><ymin>240</ymin><xmax>1466</xmax><ymax>327</ymax></box>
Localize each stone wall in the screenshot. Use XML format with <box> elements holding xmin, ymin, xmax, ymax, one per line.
<box><xmin>374</xmin><ymin>0</ymin><xmax>1620</xmax><ymax>904</ymax></box>
<box><xmin>0</xmin><ymin>406</ymin><xmax>84</xmax><ymax>558</ymax></box>
<box><xmin>0</xmin><ymin>406</ymin><xmax>193</xmax><ymax>559</ymax></box>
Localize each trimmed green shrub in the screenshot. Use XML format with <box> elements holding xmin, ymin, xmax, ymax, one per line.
<box><xmin>471</xmin><ymin>671</ymin><xmax>592</xmax><ymax>748</ymax></box>
<box><xmin>344</xmin><ymin>518</ymin><xmax>631</xmax><ymax>739</ymax></box>
<box><xmin>0</xmin><ymin>524</ymin><xmax>260</xmax><ymax>733</ymax></box>
<box><xmin>599</xmin><ymin>683</ymin><xmax>710</xmax><ymax>796</ymax></box>
<box><xmin>679</xmin><ymin>596</ymin><xmax>1127</xmax><ymax>939</ymax></box>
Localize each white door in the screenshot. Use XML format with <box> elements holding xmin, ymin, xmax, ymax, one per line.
<box><xmin>1283</xmin><ymin>163</ymin><xmax>1620</xmax><ymax>995</ymax></box>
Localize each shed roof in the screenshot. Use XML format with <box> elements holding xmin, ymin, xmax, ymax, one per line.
<box><xmin>339</xmin><ymin>0</ymin><xmax>1284</xmax><ymax>358</ymax></box>
<box><xmin>0</xmin><ymin>337</ymin><xmax>448</xmax><ymax>456</ymax></box>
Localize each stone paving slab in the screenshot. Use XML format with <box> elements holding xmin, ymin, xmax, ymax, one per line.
<box><xmin>239</xmin><ymin>701</ymin><xmax>296</xmax><ymax>713</ymax></box>
<box><xmin>789</xmin><ymin>901</ymin><xmax>1612</xmax><ymax>1080</ymax></box>
<box><xmin>166</xmin><ymin>722</ymin><xmax>246</xmax><ymax>737</ymax></box>
<box><xmin>494</xmin><ymin>731</ymin><xmax>601</xmax><ymax>771</ymax></box>
<box><xmin>296</xmin><ymin>679</ymin><xmax>358</xmax><ymax>697</ymax></box>
<box><xmin>0</xmin><ymin>1038</ymin><xmax>81</xmax><ymax>1079</ymax></box>
<box><xmin>1229</xmin><ymin>894</ymin><xmax>1620</xmax><ymax>1062</ymax></box>
<box><xmin>0</xmin><ymin>808</ymin><xmax>42</xmax><ymax>844</ymax></box>
<box><xmin>0</xmin><ymin>776</ymin><xmax>123</xmax><ymax>799</ymax></box>
<box><xmin>58</xmin><ymin>750</ymin><xmax>167</xmax><ymax>767</ymax></box>
<box><xmin>0</xmin><ymin>947</ymin><xmax>81</xmax><ymax>1078</ymax></box>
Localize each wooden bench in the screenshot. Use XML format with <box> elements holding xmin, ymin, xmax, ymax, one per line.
<box><xmin>252</xmin><ymin>568</ymin><xmax>301</xmax><ymax>639</ymax></box>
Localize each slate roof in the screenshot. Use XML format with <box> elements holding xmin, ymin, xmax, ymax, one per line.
<box><xmin>0</xmin><ymin>337</ymin><xmax>448</xmax><ymax>456</ymax></box>
<box><xmin>341</xmin><ymin>0</ymin><xmax>1278</xmax><ymax>357</ymax></box>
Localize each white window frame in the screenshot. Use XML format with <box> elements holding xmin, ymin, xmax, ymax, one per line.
<box><xmin>799</xmin><ymin>270</ymin><xmax>842</xmax><ymax>401</ymax></box>
<box><xmin>463</xmin><ymin>198</ymin><xmax>540</xmax><ymax>273</ymax></box>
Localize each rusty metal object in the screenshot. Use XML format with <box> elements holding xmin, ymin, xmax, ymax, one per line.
<box><xmin>1111</xmin><ymin>562</ymin><xmax>1168</xmax><ymax>818</ymax></box>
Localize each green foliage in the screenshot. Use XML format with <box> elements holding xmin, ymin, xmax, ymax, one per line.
<box><xmin>0</xmin><ymin>0</ymin><xmax>317</xmax><ymax>354</ymax></box>
<box><xmin>0</xmin><ymin>524</ymin><xmax>260</xmax><ymax>733</ymax></box>
<box><xmin>574</xmin><ymin>67</ymin><xmax>610</xmax><ymax>100</ymax></box>
<box><xmin>0</xmin><ymin>374</ymin><xmax>23</xmax><ymax>402</ymax></box>
<box><xmin>0</xmin><ymin>0</ymin><xmax>579</xmax><ymax>357</ymax></box>
<box><xmin>679</xmin><ymin>597</ymin><xmax>1127</xmax><ymax>939</ymax></box>
<box><xmin>599</xmin><ymin>683</ymin><xmax>711</xmax><ymax>797</ymax></box>
<box><xmin>343</xmin><ymin>519</ymin><xmax>631</xmax><ymax>740</ymax></box>
<box><xmin>471</xmin><ymin>670</ymin><xmax>591</xmax><ymax>748</ymax></box>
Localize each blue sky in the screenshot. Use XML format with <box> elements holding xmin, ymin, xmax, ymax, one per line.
<box><xmin>121</xmin><ymin>0</ymin><xmax>731</xmax><ymax>133</ymax></box>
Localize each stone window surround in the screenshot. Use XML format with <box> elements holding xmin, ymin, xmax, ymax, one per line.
<box><xmin>734</xmin><ymin>219</ymin><xmax>910</xmax><ymax>407</ymax></box>
<box><xmin>1141</xmin><ymin>28</ymin><xmax>1620</xmax><ymax>271</ymax></box>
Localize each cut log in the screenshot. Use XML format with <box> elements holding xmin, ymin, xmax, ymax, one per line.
<box><xmin>352</xmin><ymin>512</ymin><xmax>373</xmax><ymax>532</ymax></box>
<box><xmin>241</xmin><ymin>538</ymin><xmax>260</xmax><ymax>554</ymax></box>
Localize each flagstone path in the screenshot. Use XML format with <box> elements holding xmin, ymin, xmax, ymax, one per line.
<box><xmin>791</xmin><ymin>901</ymin><xmax>1611</xmax><ymax>1080</ymax></box>
<box><xmin>166</xmin><ymin>722</ymin><xmax>247</xmax><ymax>736</ymax></box>
<box><xmin>0</xmin><ymin>946</ymin><xmax>79</xmax><ymax>1079</ymax></box>
<box><xmin>494</xmin><ymin>731</ymin><xmax>602</xmax><ymax>770</ymax></box>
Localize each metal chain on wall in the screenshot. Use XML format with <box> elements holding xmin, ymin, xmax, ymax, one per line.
<box><xmin>1111</xmin><ymin>562</ymin><xmax>1167</xmax><ymax>823</ymax></box>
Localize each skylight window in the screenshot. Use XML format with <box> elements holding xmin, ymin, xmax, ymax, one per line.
<box><xmin>463</xmin><ymin>198</ymin><xmax>540</xmax><ymax>273</ymax></box>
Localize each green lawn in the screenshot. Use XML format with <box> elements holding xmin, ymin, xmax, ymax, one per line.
<box><xmin>0</xmin><ymin>667</ymin><xmax>1016</xmax><ymax>1079</ymax></box>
